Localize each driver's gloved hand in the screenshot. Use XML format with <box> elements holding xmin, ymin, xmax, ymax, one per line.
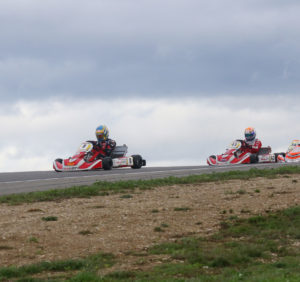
<box><xmin>108</xmin><ymin>139</ymin><xmax>116</xmax><ymax>147</ymax></box>
<box><xmin>84</xmin><ymin>152</ymin><xmax>93</xmax><ymax>162</ymax></box>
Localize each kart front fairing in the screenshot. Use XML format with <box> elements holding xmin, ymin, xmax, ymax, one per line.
<box><xmin>53</xmin><ymin>142</ymin><xmax>106</xmax><ymax>171</ymax></box>
<box><xmin>278</xmin><ymin>146</ymin><xmax>300</xmax><ymax>163</ymax></box>
<box><xmin>207</xmin><ymin>140</ymin><xmax>252</xmax><ymax>166</ymax></box>
<box><xmin>207</xmin><ymin>140</ymin><xmax>275</xmax><ymax>166</ymax></box>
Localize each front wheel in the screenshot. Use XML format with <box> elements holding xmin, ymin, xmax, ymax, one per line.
<box><xmin>53</xmin><ymin>159</ymin><xmax>63</xmax><ymax>172</ymax></box>
<box><xmin>55</xmin><ymin>158</ymin><xmax>63</xmax><ymax>164</ymax></box>
<box><xmin>131</xmin><ymin>155</ymin><xmax>144</xmax><ymax>169</ymax></box>
<box><xmin>274</xmin><ymin>153</ymin><xmax>286</xmax><ymax>162</ymax></box>
<box><xmin>102</xmin><ymin>157</ymin><xmax>113</xmax><ymax>170</ymax></box>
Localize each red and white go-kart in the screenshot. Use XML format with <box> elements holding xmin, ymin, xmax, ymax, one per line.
<box><xmin>277</xmin><ymin>141</ymin><xmax>300</xmax><ymax>163</ymax></box>
<box><xmin>207</xmin><ymin>140</ymin><xmax>281</xmax><ymax>166</ymax></box>
<box><xmin>53</xmin><ymin>141</ymin><xmax>146</xmax><ymax>172</ymax></box>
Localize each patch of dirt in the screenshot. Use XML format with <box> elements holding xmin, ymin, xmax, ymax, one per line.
<box><xmin>0</xmin><ymin>175</ymin><xmax>299</xmax><ymax>270</ymax></box>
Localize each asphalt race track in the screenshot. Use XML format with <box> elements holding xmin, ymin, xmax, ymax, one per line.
<box><xmin>0</xmin><ymin>163</ymin><xmax>300</xmax><ymax>196</ymax></box>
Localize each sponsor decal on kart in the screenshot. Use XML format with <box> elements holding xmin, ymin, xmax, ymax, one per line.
<box><xmin>258</xmin><ymin>154</ymin><xmax>275</xmax><ymax>163</ymax></box>
<box><xmin>113</xmin><ymin>157</ymin><xmax>133</xmax><ymax>167</ymax></box>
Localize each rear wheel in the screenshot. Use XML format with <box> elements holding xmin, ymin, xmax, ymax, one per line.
<box><xmin>131</xmin><ymin>155</ymin><xmax>143</xmax><ymax>169</ymax></box>
<box><xmin>250</xmin><ymin>154</ymin><xmax>258</xmax><ymax>163</ymax></box>
<box><xmin>102</xmin><ymin>157</ymin><xmax>113</xmax><ymax>170</ymax></box>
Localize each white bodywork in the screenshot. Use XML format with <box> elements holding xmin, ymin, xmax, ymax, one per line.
<box><xmin>112</xmin><ymin>157</ymin><xmax>134</xmax><ymax>168</ymax></box>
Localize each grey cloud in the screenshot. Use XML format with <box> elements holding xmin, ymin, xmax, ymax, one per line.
<box><xmin>1</xmin><ymin>0</ymin><xmax>300</xmax><ymax>101</ymax></box>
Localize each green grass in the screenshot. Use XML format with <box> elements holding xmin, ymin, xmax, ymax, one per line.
<box><xmin>120</xmin><ymin>194</ymin><xmax>133</xmax><ymax>199</ymax></box>
<box><xmin>28</xmin><ymin>236</ymin><xmax>39</xmax><ymax>243</ymax></box>
<box><xmin>0</xmin><ymin>245</ymin><xmax>13</xmax><ymax>250</ymax></box>
<box><xmin>2</xmin><ymin>206</ymin><xmax>300</xmax><ymax>281</ymax></box>
<box><xmin>0</xmin><ymin>165</ymin><xmax>299</xmax><ymax>281</ymax></box>
<box><xmin>79</xmin><ymin>230</ymin><xmax>93</xmax><ymax>236</ymax></box>
<box><xmin>138</xmin><ymin>205</ymin><xmax>300</xmax><ymax>281</ymax></box>
<box><xmin>0</xmin><ymin>252</ymin><xmax>115</xmax><ymax>281</ymax></box>
<box><xmin>41</xmin><ymin>216</ymin><xmax>58</xmax><ymax>221</ymax></box>
<box><xmin>174</xmin><ymin>207</ymin><xmax>190</xmax><ymax>211</ymax></box>
<box><xmin>237</xmin><ymin>189</ymin><xmax>246</xmax><ymax>195</ymax></box>
<box><xmin>96</xmin><ymin>205</ymin><xmax>300</xmax><ymax>282</ymax></box>
<box><xmin>0</xmin><ymin>165</ymin><xmax>300</xmax><ymax>205</ymax></box>
<box><xmin>154</xmin><ymin>226</ymin><xmax>164</xmax><ymax>232</ymax></box>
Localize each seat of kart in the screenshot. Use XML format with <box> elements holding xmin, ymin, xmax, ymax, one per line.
<box><xmin>110</xmin><ymin>145</ymin><xmax>128</xmax><ymax>158</ymax></box>
<box><xmin>258</xmin><ymin>147</ymin><xmax>272</xmax><ymax>155</ymax></box>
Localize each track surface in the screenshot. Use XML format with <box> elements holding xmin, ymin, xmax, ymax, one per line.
<box><xmin>0</xmin><ymin>163</ymin><xmax>299</xmax><ymax>196</ymax></box>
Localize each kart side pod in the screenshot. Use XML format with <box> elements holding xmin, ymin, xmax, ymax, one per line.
<box><xmin>111</xmin><ymin>145</ymin><xmax>146</xmax><ymax>169</ymax></box>
<box><xmin>111</xmin><ymin>154</ymin><xmax>146</xmax><ymax>169</ymax></box>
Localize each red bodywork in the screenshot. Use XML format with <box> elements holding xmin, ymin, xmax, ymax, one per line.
<box><xmin>53</xmin><ymin>150</ymin><xmax>104</xmax><ymax>171</ymax></box>
<box><xmin>53</xmin><ymin>141</ymin><xmax>143</xmax><ymax>172</ymax></box>
<box><xmin>207</xmin><ymin>140</ymin><xmax>275</xmax><ymax>166</ymax></box>
<box><xmin>277</xmin><ymin>146</ymin><xmax>300</xmax><ymax>163</ymax></box>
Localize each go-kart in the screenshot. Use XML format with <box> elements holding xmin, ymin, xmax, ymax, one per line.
<box><xmin>207</xmin><ymin>140</ymin><xmax>279</xmax><ymax>166</ymax></box>
<box><xmin>53</xmin><ymin>141</ymin><xmax>146</xmax><ymax>172</ymax></box>
<box><xmin>277</xmin><ymin>144</ymin><xmax>300</xmax><ymax>163</ymax></box>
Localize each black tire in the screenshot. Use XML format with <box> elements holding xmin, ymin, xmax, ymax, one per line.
<box><xmin>55</xmin><ymin>158</ymin><xmax>63</xmax><ymax>164</ymax></box>
<box><xmin>131</xmin><ymin>155</ymin><xmax>143</xmax><ymax>169</ymax></box>
<box><xmin>274</xmin><ymin>153</ymin><xmax>286</xmax><ymax>162</ymax></box>
<box><xmin>250</xmin><ymin>154</ymin><xmax>258</xmax><ymax>163</ymax></box>
<box><xmin>209</xmin><ymin>155</ymin><xmax>216</xmax><ymax>160</ymax></box>
<box><xmin>53</xmin><ymin>159</ymin><xmax>63</xmax><ymax>172</ymax></box>
<box><xmin>102</xmin><ymin>157</ymin><xmax>113</xmax><ymax>170</ymax></box>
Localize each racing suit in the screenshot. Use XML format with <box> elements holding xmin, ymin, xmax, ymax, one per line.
<box><xmin>85</xmin><ymin>139</ymin><xmax>116</xmax><ymax>162</ymax></box>
<box><xmin>242</xmin><ymin>138</ymin><xmax>262</xmax><ymax>154</ymax></box>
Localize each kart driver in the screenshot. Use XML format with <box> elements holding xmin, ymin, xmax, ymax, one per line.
<box><xmin>277</xmin><ymin>139</ymin><xmax>300</xmax><ymax>163</ymax></box>
<box><xmin>241</xmin><ymin>127</ymin><xmax>262</xmax><ymax>154</ymax></box>
<box><xmin>86</xmin><ymin>125</ymin><xmax>116</xmax><ymax>161</ymax></box>
<box><xmin>287</xmin><ymin>140</ymin><xmax>300</xmax><ymax>152</ymax></box>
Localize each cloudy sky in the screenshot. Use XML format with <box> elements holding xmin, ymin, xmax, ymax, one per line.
<box><xmin>0</xmin><ymin>0</ymin><xmax>299</xmax><ymax>172</ymax></box>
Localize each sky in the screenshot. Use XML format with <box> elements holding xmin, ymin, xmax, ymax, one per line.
<box><xmin>0</xmin><ymin>0</ymin><xmax>299</xmax><ymax>172</ymax></box>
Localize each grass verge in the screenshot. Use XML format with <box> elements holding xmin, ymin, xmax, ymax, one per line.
<box><xmin>1</xmin><ymin>206</ymin><xmax>300</xmax><ymax>281</ymax></box>
<box><xmin>139</xmin><ymin>205</ymin><xmax>300</xmax><ymax>281</ymax></box>
<box><xmin>0</xmin><ymin>252</ymin><xmax>115</xmax><ymax>281</ymax></box>
<box><xmin>1</xmin><ymin>165</ymin><xmax>300</xmax><ymax>205</ymax></box>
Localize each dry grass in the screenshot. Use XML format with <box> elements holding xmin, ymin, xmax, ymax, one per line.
<box><xmin>0</xmin><ymin>175</ymin><xmax>299</xmax><ymax>270</ymax></box>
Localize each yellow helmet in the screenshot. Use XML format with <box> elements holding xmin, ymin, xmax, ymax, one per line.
<box><xmin>95</xmin><ymin>125</ymin><xmax>109</xmax><ymax>141</ymax></box>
